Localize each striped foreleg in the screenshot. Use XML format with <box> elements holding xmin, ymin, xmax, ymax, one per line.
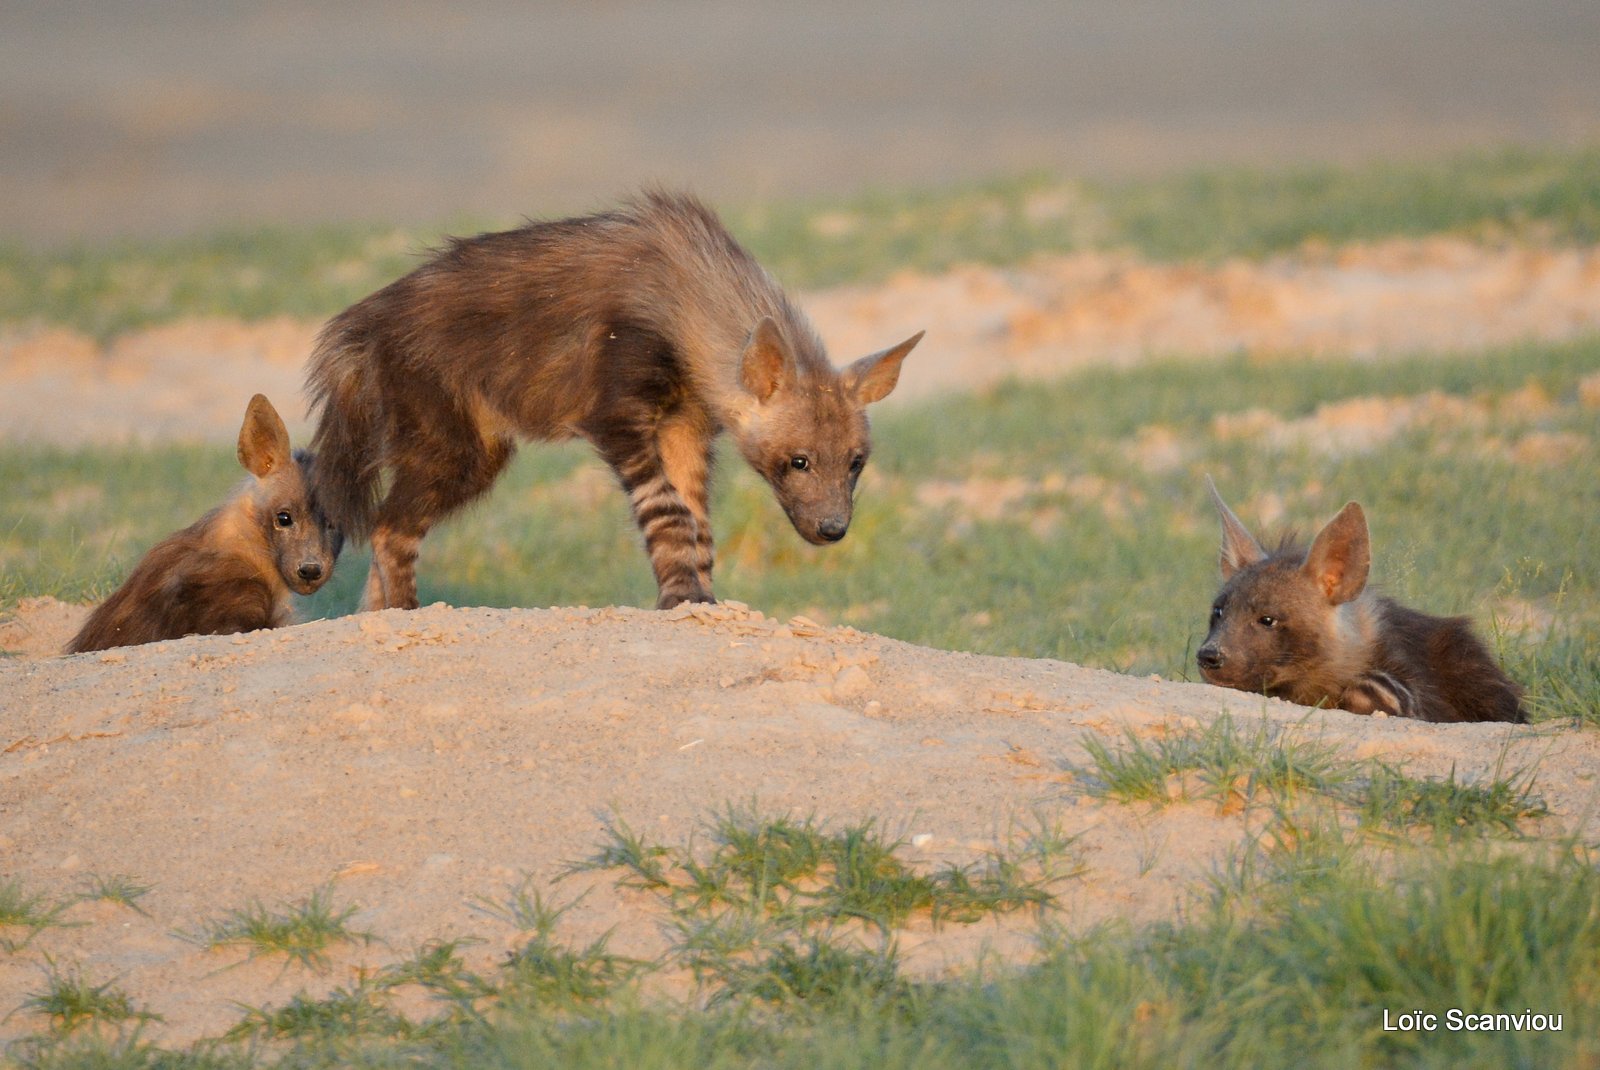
<box><xmin>657</xmin><ymin>413</ymin><xmax>717</xmax><ymax>597</ymax></box>
<box><xmin>602</xmin><ymin>433</ymin><xmax>713</xmax><ymax>610</ymax></box>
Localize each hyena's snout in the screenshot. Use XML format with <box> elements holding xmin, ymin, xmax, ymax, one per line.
<box><xmin>283</xmin><ymin>528</ymin><xmax>341</xmax><ymax>595</ymax></box>
<box><xmin>286</xmin><ymin>555</ymin><xmax>333</xmax><ymax>595</ymax></box>
<box><xmin>780</xmin><ymin>489</ymin><xmax>854</xmax><ymax>546</ymax></box>
<box><xmin>793</xmin><ymin>507</ymin><xmax>851</xmax><ymax>546</ymax></box>
<box><xmin>1196</xmin><ymin>642</ymin><xmax>1226</xmax><ymax>676</ymax></box>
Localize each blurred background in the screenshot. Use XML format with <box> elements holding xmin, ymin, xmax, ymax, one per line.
<box><xmin>6</xmin><ymin>0</ymin><xmax>1599</xmax><ymax>246</ymax></box>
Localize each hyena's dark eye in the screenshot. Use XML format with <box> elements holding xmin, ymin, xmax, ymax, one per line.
<box><xmin>1257</xmin><ymin>615</ymin><xmax>1278</xmax><ymax>628</ymax></box>
<box><xmin>790</xmin><ymin>455</ymin><xmax>810</xmax><ymax>471</ymax></box>
<box><xmin>276</xmin><ymin>511</ymin><xmax>293</xmax><ymax>528</ymax></box>
<box><xmin>849</xmin><ymin>454</ymin><xmax>866</xmax><ymax>474</ymax></box>
<box><xmin>1211</xmin><ymin>605</ymin><xmax>1224</xmax><ymax>622</ymax></box>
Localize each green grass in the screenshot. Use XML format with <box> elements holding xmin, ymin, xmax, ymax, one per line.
<box><xmin>179</xmin><ymin>886</ymin><xmax>373</xmax><ymax>972</ymax></box>
<box><xmin>14</xmin><ymin>837</ymin><xmax>1596</xmax><ymax>1069</ymax></box>
<box><xmin>570</xmin><ymin>805</ymin><xmax>1069</xmax><ymax>936</ymax></box>
<box><xmin>371</xmin><ymin>939</ymin><xmax>495</xmax><ymax>1021</ymax></box>
<box><xmin>4</xmin><ymin>1032</ymin><xmax>251</xmax><ymax>1070</ymax></box>
<box><xmin>0</xmin><ymin>881</ymin><xmax>71</xmax><ymax>952</ymax></box>
<box><xmin>5</xmin><ymin>146</ymin><xmax>1600</xmax><ymax>339</ymax></box>
<box><xmin>224</xmin><ymin>986</ymin><xmax>413</xmax><ymax>1043</ymax></box>
<box><xmin>15</xmin><ymin>962</ymin><xmax>161</xmax><ymax>1035</ymax></box>
<box><xmin>73</xmin><ymin>876</ymin><xmax>153</xmax><ymax>917</ymax></box>
<box><xmin>1079</xmin><ymin>714</ymin><xmax>1354</xmax><ymax>806</ymax></box>
<box><xmin>1080</xmin><ymin>714</ymin><xmax>1551</xmax><ymax>842</ymax></box>
<box><xmin>1353</xmin><ymin>761</ymin><xmax>1549</xmax><ymax>841</ymax></box>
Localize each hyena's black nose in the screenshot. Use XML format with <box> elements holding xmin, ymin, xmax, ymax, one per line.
<box><xmin>817</xmin><ymin>519</ymin><xmax>848</xmax><ymax>542</ymax></box>
<box><xmin>298</xmin><ymin>563</ymin><xmax>324</xmax><ymax>582</ymax></box>
<box><xmin>1197</xmin><ymin>646</ymin><xmax>1224</xmax><ymax>672</ymax></box>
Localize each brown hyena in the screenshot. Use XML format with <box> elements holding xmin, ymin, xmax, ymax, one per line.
<box><xmin>67</xmin><ymin>394</ymin><xmax>342</xmax><ymax>653</ymax></box>
<box><xmin>305</xmin><ymin>190</ymin><xmax>922</xmax><ymax>611</ymax></box>
<box><xmin>1195</xmin><ymin>479</ymin><xmax>1524</xmax><ymax>723</ymax></box>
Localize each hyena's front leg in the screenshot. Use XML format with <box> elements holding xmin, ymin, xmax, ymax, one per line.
<box><xmin>598</xmin><ymin>420</ymin><xmax>714</xmax><ymax>610</ymax></box>
<box><xmin>1338</xmin><ymin>672</ymin><xmax>1416</xmax><ymax>719</ymax></box>
<box><xmin>657</xmin><ymin>413</ymin><xmax>717</xmax><ymax>598</ymax></box>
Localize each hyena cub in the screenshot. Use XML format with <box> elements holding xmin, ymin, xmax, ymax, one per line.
<box><xmin>67</xmin><ymin>395</ymin><xmax>342</xmax><ymax>653</ymax></box>
<box><xmin>305</xmin><ymin>190</ymin><xmax>922</xmax><ymax>612</ymax></box>
<box><xmin>1195</xmin><ymin>480</ymin><xmax>1523</xmax><ymax>723</ymax></box>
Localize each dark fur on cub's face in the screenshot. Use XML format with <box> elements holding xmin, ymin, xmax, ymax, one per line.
<box><xmin>265</xmin><ymin>448</ymin><xmax>344</xmax><ymax>596</ymax></box>
<box><xmin>1198</xmin><ymin>546</ymin><xmax>1332</xmax><ymax>697</ymax></box>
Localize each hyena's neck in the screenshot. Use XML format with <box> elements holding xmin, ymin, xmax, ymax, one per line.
<box><xmin>635</xmin><ymin>250</ymin><xmax>830</xmax><ymax>422</ymax></box>
<box><xmin>1277</xmin><ymin>593</ymin><xmax>1384</xmax><ymax>707</ymax></box>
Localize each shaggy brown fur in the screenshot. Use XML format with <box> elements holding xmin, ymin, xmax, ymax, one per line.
<box><xmin>1195</xmin><ymin>480</ymin><xmax>1524</xmax><ymax>723</ymax></box>
<box><xmin>67</xmin><ymin>395</ymin><xmax>342</xmax><ymax>653</ymax></box>
<box><xmin>305</xmin><ymin>190</ymin><xmax>921</xmax><ymax>611</ymax></box>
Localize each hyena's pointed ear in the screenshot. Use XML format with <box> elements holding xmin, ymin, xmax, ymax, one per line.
<box><xmin>1303</xmin><ymin>501</ymin><xmax>1371</xmax><ymax>605</ymax></box>
<box><xmin>1207</xmin><ymin>475</ymin><xmax>1266</xmax><ymax>578</ymax></box>
<box><xmin>237</xmin><ymin>393</ymin><xmax>293</xmax><ymax>479</ymax></box>
<box><xmin>739</xmin><ymin>317</ymin><xmax>795</xmax><ymax>403</ymax></box>
<box><xmin>843</xmin><ymin>330</ymin><xmax>924</xmax><ymax>405</ymax></box>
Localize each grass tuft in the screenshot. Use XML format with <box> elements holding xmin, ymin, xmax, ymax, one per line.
<box><xmin>1353</xmin><ymin>761</ymin><xmax>1548</xmax><ymax>840</ymax></box>
<box><xmin>16</xmin><ymin>959</ymin><xmax>162</xmax><ymax>1034</ymax></box>
<box><xmin>0</xmin><ymin>880</ymin><xmax>70</xmax><ymax>952</ymax></box>
<box><xmin>5</xmin><ymin>1032</ymin><xmax>251</xmax><ymax>1070</ymax></box>
<box><xmin>1081</xmin><ymin>714</ymin><xmax>1353</xmax><ymax>807</ymax></box>
<box><xmin>497</xmin><ymin>931</ymin><xmax>640</xmax><ymax>1010</ymax></box>
<box><xmin>709</xmin><ymin>933</ymin><xmax>908</xmax><ymax>1013</ymax></box>
<box><xmin>371</xmin><ymin>938</ymin><xmax>496</xmax><ymax>1025</ymax></box>
<box><xmin>75</xmin><ymin>875</ymin><xmax>153</xmax><ymax>916</ymax></box>
<box><xmin>181</xmin><ymin>885</ymin><xmax>372</xmax><ymax>971</ymax></box>
<box><xmin>562</xmin><ymin>815</ymin><xmax>675</xmax><ymax>891</ymax></box>
<box><xmin>225</xmin><ymin>984</ymin><xmax>411</xmax><ymax>1042</ymax></box>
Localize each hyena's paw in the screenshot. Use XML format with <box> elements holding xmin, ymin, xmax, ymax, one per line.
<box><xmin>656</xmin><ymin>590</ymin><xmax>716</xmax><ymax>611</ymax></box>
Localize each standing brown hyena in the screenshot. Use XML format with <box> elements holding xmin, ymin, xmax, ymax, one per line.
<box><xmin>305</xmin><ymin>190</ymin><xmax>922</xmax><ymax>611</ymax></box>
<box><xmin>67</xmin><ymin>395</ymin><xmax>343</xmax><ymax>653</ymax></box>
<box><xmin>1195</xmin><ymin>479</ymin><xmax>1524</xmax><ymax>723</ymax></box>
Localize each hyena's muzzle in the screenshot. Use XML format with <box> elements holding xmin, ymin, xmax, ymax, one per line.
<box><xmin>774</xmin><ymin>475</ymin><xmax>857</xmax><ymax>546</ymax></box>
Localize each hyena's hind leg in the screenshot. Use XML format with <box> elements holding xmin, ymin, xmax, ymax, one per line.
<box><xmin>362</xmin><ymin>398</ymin><xmax>517</xmax><ymax>611</ymax></box>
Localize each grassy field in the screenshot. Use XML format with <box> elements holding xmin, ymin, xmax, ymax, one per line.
<box><xmin>4</xmin><ymin>146</ymin><xmax>1600</xmax><ymax>340</ymax></box>
<box><xmin>4</xmin><ymin>153</ymin><xmax>1600</xmax><ymax>1065</ymax></box>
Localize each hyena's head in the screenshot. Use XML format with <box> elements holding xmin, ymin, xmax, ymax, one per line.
<box><xmin>1196</xmin><ymin>479</ymin><xmax>1372</xmax><ymax>702</ymax></box>
<box><xmin>236</xmin><ymin>394</ymin><xmax>344</xmax><ymax>596</ymax></box>
<box><xmin>732</xmin><ymin>317</ymin><xmax>923</xmax><ymax>545</ymax></box>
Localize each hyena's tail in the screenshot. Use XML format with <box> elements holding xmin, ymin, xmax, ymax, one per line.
<box><xmin>305</xmin><ymin>319</ymin><xmax>385</xmax><ymax>543</ymax></box>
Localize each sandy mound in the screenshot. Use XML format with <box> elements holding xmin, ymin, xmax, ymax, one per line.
<box><xmin>5</xmin><ymin>238</ymin><xmax>1600</xmax><ymax>444</ymax></box>
<box><xmin>2</xmin><ymin>599</ymin><xmax>1593</xmax><ymax>1044</ymax></box>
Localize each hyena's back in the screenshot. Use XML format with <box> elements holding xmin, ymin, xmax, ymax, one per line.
<box><xmin>1371</xmin><ymin>599</ymin><xmax>1526</xmax><ymax>723</ymax></box>
<box><xmin>306</xmin><ymin>192</ymin><xmax>811</xmax><ymax>544</ymax></box>
<box><xmin>67</xmin><ymin>522</ymin><xmax>280</xmax><ymax>653</ymax></box>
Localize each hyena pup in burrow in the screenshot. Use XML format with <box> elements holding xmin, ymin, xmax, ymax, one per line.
<box><xmin>305</xmin><ymin>190</ymin><xmax>923</xmax><ymax>611</ymax></box>
<box><xmin>1194</xmin><ymin>479</ymin><xmax>1524</xmax><ymax>723</ymax></box>
<box><xmin>67</xmin><ymin>395</ymin><xmax>343</xmax><ymax>653</ymax></box>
